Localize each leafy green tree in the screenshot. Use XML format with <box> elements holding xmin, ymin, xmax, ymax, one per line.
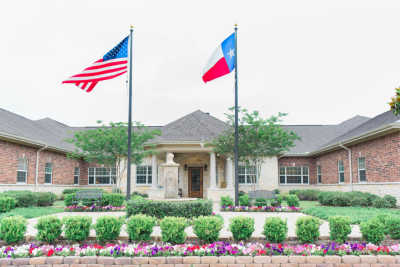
<box><xmin>212</xmin><ymin>107</ymin><xmax>299</xmax><ymax>187</ymax></box>
<box><xmin>66</xmin><ymin>121</ymin><xmax>160</xmax><ymax>191</ymax></box>
<box><xmin>389</xmin><ymin>87</ymin><xmax>400</xmax><ymax>116</ymax></box>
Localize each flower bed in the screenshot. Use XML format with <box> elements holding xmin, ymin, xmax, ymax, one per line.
<box><xmin>64</xmin><ymin>205</ymin><xmax>125</xmax><ymax>212</ymax></box>
<box><xmin>4</xmin><ymin>242</ymin><xmax>400</xmax><ymax>258</ymax></box>
<box><xmin>220</xmin><ymin>206</ymin><xmax>301</xmax><ymax>212</ymax></box>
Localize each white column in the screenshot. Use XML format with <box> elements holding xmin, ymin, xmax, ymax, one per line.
<box><xmin>209</xmin><ymin>152</ymin><xmax>217</xmax><ymax>188</ymax></box>
<box><xmin>152</xmin><ymin>154</ymin><xmax>157</xmax><ymax>189</ymax></box>
<box><xmin>226</xmin><ymin>157</ymin><xmax>233</xmax><ymax>189</ymax></box>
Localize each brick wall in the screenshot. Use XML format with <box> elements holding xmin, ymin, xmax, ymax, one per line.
<box><xmin>0</xmin><ymin>139</ymin><xmax>90</xmax><ymax>186</ymax></box>
<box><xmin>279</xmin><ymin>132</ymin><xmax>400</xmax><ymax>185</ymax></box>
<box><xmin>278</xmin><ymin>157</ymin><xmax>317</xmax><ymax>184</ymax></box>
<box><xmin>3</xmin><ymin>255</ymin><xmax>400</xmax><ymax>267</ymax></box>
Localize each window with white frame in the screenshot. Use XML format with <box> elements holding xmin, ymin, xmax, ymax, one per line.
<box><xmin>74</xmin><ymin>167</ymin><xmax>80</xmax><ymax>185</ymax></box>
<box><xmin>317</xmin><ymin>165</ymin><xmax>322</xmax><ymax>183</ymax></box>
<box><xmin>238</xmin><ymin>165</ymin><xmax>256</xmax><ymax>184</ymax></box>
<box><xmin>358</xmin><ymin>157</ymin><xmax>367</xmax><ymax>182</ymax></box>
<box><xmin>44</xmin><ymin>163</ymin><xmax>53</xmax><ymax>184</ymax></box>
<box><xmin>338</xmin><ymin>160</ymin><xmax>345</xmax><ymax>183</ymax></box>
<box><xmin>88</xmin><ymin>167</ymin><xmax>116</xmax><ymax>185</ymax></box>
<box><xmin>17</xmin><ymin>158</ymin><xmax>28</xmax><ymax>183</ymax></box>
<box><xmin>136</xmin><ymin>165</ymin><xmax>152</xmax><ymax>185</ymax></box>
<box><xmin>279</xmin><ymin>166</ymin><xmax>309</xmax><ymax>184</ymax></box>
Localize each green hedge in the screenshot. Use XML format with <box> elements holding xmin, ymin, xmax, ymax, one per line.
<box><xmin>62</xmin><ymin>188</ymin><xmax>105</xmax><ymax>195</ymax></box>
<box><xmin>318</xmin><ymin>191</ymin><xmax>380</xmax><ymax>207</ymax></box>
<box><xmin>64</xmin><ymin>192</ymin><xmax>124</xmax><ymax>207</ymax></box>
<box><xmin>289</xmin><ymin>189</ymin><xmax>320</xmax><ymax>201</ymax></box>
<box><xmin>126</xmin><ymin>199</ymin><xmax>212</xmax><ymax>219</ymax></box>
<box><xmin>0</xmin><ymin>191</ymin><xmax>56</xmax><ymax>207</ymax></box>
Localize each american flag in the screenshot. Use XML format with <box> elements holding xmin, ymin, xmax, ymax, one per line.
<box><xmin>63</xmin><ymin>36</ymin><xmax>129</xmax><ymax>93</ymax></box>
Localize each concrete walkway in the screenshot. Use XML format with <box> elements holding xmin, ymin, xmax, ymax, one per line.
<box><xmin>26</xmin><ymin>210</ymin><xmax>361</xmax><ymax>239</ymax></box>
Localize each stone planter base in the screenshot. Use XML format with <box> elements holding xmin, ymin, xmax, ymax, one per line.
<box><xmin>4</xmin><ymin>255</ymin><xmax>400</xmax><ymax>267</ymax></box>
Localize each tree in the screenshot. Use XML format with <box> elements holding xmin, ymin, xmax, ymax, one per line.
<box><xmin>66</xmin><ymin>121</ymin><xmax>160</xmax><ymax>191</ymax></box>
<box><xmin>211</xmin><ymin>107</ymin><xmax>299</xmax><ymax>189</ymax></box>
<box><xmin>389</xmin><ymin>87</ymin><xmax>400</xmax><ymax>116</ymax></box>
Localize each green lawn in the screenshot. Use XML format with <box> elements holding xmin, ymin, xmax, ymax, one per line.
<box><xmin>0</xmin><ymin>206</ymin><xmax>64</xmax><ymax>220</ymax></box>
<box><xmin>302</xmin><ymin>205</ymin><xmax>400</xmax><ymax>224</ymax></box>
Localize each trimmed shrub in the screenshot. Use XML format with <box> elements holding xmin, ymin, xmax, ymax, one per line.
<box><xmin>373</xmin><ymin>198</ymin><xmax>389</xmax><ymax>209</ymax></box>
<box><xmin>0</xmin><ymin>196</ymin><xmax>16</xmax><ymax>212</ymax></box>
<box><xmin>101</xmin><ymin>193</ymin><xmax>125</xmax><ymax>206</ymax></box>
<box><xmin>375</xmin><ymin>214</ymin><xmax>391</xmax><ymax>235</ymax></box>
<box><xmin>160</xmin><ymin>216</ymin><xmax>187</xmax><ymax>244</ymax></box>
<box><xmin>131</xmin><ymin>191</ymin><xmax>149</xmax><ymax>198</ymax></box>
<box><xmin>63</xmin><ymin>216</ymin><xmax>92</xmax><ymax>242</ymax></box>
<box><xmin>271</xmin><ymin>195</ymin><xmax>283</xmax><ymax>207</ymax></box>
<box><xmin>62</xmin><ymin>188</ymin><xmax>105</xmax><ymax>195</ymax></box>
<box><xmin>35</xmin><ymin>216</ymin><xmax>62</xmax><ymax>243</ymax></box>
<box><xmin>255</xmin><ymin>198</ymin><xmax>268</xmax><ymax>207</ymax></box>
<box><xmin>383</xmin><ymin>195</ymin><xmax>397</xmax><ymax>208</ymax></box>
<box><xmin>193</xmin><ymin>216</ymin><xmax>224</xmax><ymax>243</ymax></box>
<box><xmin>387</xmin><ymin>217</ymin><xmax>400</xmax><ymax>239</ymax></box>
<box><xmin>229</xmin><ymin>216</ymin><xmax>255</xmax><ymax>241</ymax></box>
<box><xmin>126</xmin><ymin>199</ymin><xmax>212</xmax><ymax>219</ymax></box>
<box><xmin>328</xmin><ymin>216</ymin><xmax>351</xmax><ymax>243</ymax></box>
<box><xmin>220</xmin><ymin>196</ymin><xmax>234</xmax><ymax>207</ymax></box>
<box><xmin>94</xmin><ymin>216</ymin><xmax>124</xmax><ymax>242</ymax></box>
<box><xmin>263</xmin><ymin>217</ymin><xmax>287</xmax><ymax>243</ymax></box>
<box><xmin>64</xmin><ymin>193</ymin><xmax>76</xmax><ymax>206</ymax></box>
<box><xmin>126</xmin><ymin>214</ymin><xmax>156</xmax><ymax>242</ymax></box>
<box><xmin>360</xmin><ymin>218</ymin><xmax>385</xmax><ymax>244</ymax></box>
<box><xmin>2</xmin><ymin>191</ymin><xmax>38</xmax><ymax>207</ymax></box>
<box><xmin>286</xmin><ymin>194</ymin><xmax>300</xmax><ymax>207</ymax></box>
<box><xmin>0</xmin><ymin>216</ymin><xmax>27</xmax><ymax>244</ymax></box>
<box><xmin>318</xmin><ymin>191</ymin><xmax>380</xmax><ymax>207</ymax></box>
<box><xmin>295</xmin><ymin>216</ymin><xmax>321</xmax><ymax>243</ymax></box>
<box><xmin>36</xmin><ymin>192</ymin><xmax>57</xmax><ymax>206</ymax></box>
<box><xmin>239</xmin><ymin>194</ymin><xmax>250</xmax><ymax>206</ymax></box>
<box><xmin>273</xmin><ymin>189</ymin><xmax>280</xmax><ymax>195</ymax></box>
<box><xmin>290</xmin><ymin>189</ymin><xmax>320</xmax><ymax>201</ymax></box>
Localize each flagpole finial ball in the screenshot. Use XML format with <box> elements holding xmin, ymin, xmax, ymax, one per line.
<box><xmin>130</xmin><ymin>25</ymin><xmax>134</xmax><ymax>29</ymax></box>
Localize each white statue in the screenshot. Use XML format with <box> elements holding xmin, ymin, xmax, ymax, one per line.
<box><xmin>166</xmin><ymin>152</ymin><xmax>177</xmax><ymax>164</ymax></box>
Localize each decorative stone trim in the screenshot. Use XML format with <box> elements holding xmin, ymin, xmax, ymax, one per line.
<box><xmin>3</xmin><ymin>255</ymin><xmax>400</xmax><ymax>266</ymax></box>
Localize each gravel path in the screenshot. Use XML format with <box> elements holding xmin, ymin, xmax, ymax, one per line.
<box><xmin>26</xmin><ymin>209</ymin><xmax>361</xmax><ymax>239</ymax></box>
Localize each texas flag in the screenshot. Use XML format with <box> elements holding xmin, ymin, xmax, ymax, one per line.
<box><xmin>202</xmin><ymin>33</ymin><xmax>236</xmax><ymax>83</ymax></box>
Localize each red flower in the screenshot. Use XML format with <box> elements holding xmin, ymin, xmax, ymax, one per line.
<box><xmin>47</xmin><ymin>249</ymin><xmax>54</xmax><ymax>257</ymax></box>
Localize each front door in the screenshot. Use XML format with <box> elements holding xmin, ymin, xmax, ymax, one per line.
<box><xmin>188</xmin><ymin>167</ymin><xmax>203</xmax><ymax>198</ymax></box>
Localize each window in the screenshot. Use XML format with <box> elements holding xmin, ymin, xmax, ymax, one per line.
<box><xmin>338</xmin><ymin>160</ymin><xmax>345</xmax><ymax>183</ymax></box>
<box><xmin>136</xmin><ymin>165</ymin><xmax>152</xmax><ymax>185</ymax></box>
<box><xmin>74</xmin><ymin>167</ymin><xmax>80</xmax><ymax>185</ymax></box>
<box><xmin>358</xmin><ymin>157</ymin><xmax>367</xmax><ymax>182</ymax></box>
<box><xmin>279</xmin><ymin>166</ymin><xmax>309</xmax><ymax>184</ymax></box>
<box><xmin>238</xmin><ymin>165</ymin><xmax>257</xmax><ymax>184</ymax></box>
<box><xmin>17</xmin><ymin>158</ymin><xmax>27</xmax><ymax>183</ymax></box>
<box><xmin>44</xmin><ymin>163</ymin><xmax>53</xmax><ymax>184</ymax></box>
<box><xmin>317</xmin><ymin>165</ymin><xmax>322</xmax><ymax>183</ymax></box>
<box><xmin>88</xmin><ymin>167</ymin><xmax>116</xmax><ymax>185</ymax></box>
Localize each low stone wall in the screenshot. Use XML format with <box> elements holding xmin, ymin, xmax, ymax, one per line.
<box><xmin>4</xmin><ymin>255</ymin><xmax>400</xmax><ymax>267</ymax></box>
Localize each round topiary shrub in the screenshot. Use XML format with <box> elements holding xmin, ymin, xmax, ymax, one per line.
<box><xmin>229</xmin><ymin>216</ymin><xmax>255</xmax><ymax>241</ymax></box>
<box><xmin>193</xmin><ymin>216</ymin><xmax>224</xmax><ymax>243</ymax></box>
<box><xmin>35</xmin><ymin>216</ymin><xmax>63</xmax><ymax>243</ymax></box>
<box><xmin>63</xmin><ymin>216</ymin><xmax>92</xmax><ymax>242</ymax></box>
<box><xmin>263</xmin><ymin>217</ymin><xmax>287</xmax><ymax>243</ymax></box>
<box><xmin>286</xmin><ymin>194</ymin><xmax>300</xmax><ymax>207</ymax></box>
<box><xmin>360</xmin><ymin>218</ymin><xmax>385</xmax><ymax>244</ymax></box>
<box><xmin>220</xmin><ymin>196</ymin><xmax>234</xmax><ymax>207</ymax></box>
<box><xmin>0</xmin><ymin>216</ymin><xmax>27</xmax><ymax>244</ymax></box>
<box><xmin>271</xmin><ymin>195</ymin><xmax>283</xmax><ymax>207</ymax></box>
<box><xmin>239</xmin><ymin>194</ymin><xmax>250</xmax><ymax>206</ymax></box>
<box><xmin>383</xmin><ymin>195</ymin><xmax>397</xmax><ymax>208</ymax></box>
<box><xmin>94</xmin><ymin>216</ymin><xmax>124</xmax><ymax>242</ymax></box>
<box><xmin>387</xmin><ymin>216</ymin><xmax>400</xmax><ymax>239</ymax></box>
<box><xmin>254</xmin><ymin>198</ymin><xmax>268</xmax><ymax>207</ymax></box>
<box><xmin>126</xmin><ymin>214</ymin><xmax>156</xmax><ymax>242</ymax></box>
<box><xmin>328</xmin><ymin>216</ymin><xmax>351</xmax><ymax>243</ymax></box>
<box><xmin>160</xmin><ymin>216</ymin><xmax>187</xmax><ymax>244</ymax></box>
<box><xmin>295</xmin><ymin>216</ymin><xmax>321</xmax><ymax>243</ymax></box>
<box><xmin>0</xmin><ymin>196</ymin><xmax>16</xmax><ymax>212</ymax></box>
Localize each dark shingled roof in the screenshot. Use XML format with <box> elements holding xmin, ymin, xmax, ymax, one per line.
<box><xmin>0</xmin><ymin>107</ymin><xmax>397</xmax><ymax>156</ymax></box>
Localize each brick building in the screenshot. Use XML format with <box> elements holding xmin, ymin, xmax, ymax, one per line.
<box><xmin>0</xmin><ymin>107</ymin><xmax>399</xmax><ymax>199</ymax></box>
